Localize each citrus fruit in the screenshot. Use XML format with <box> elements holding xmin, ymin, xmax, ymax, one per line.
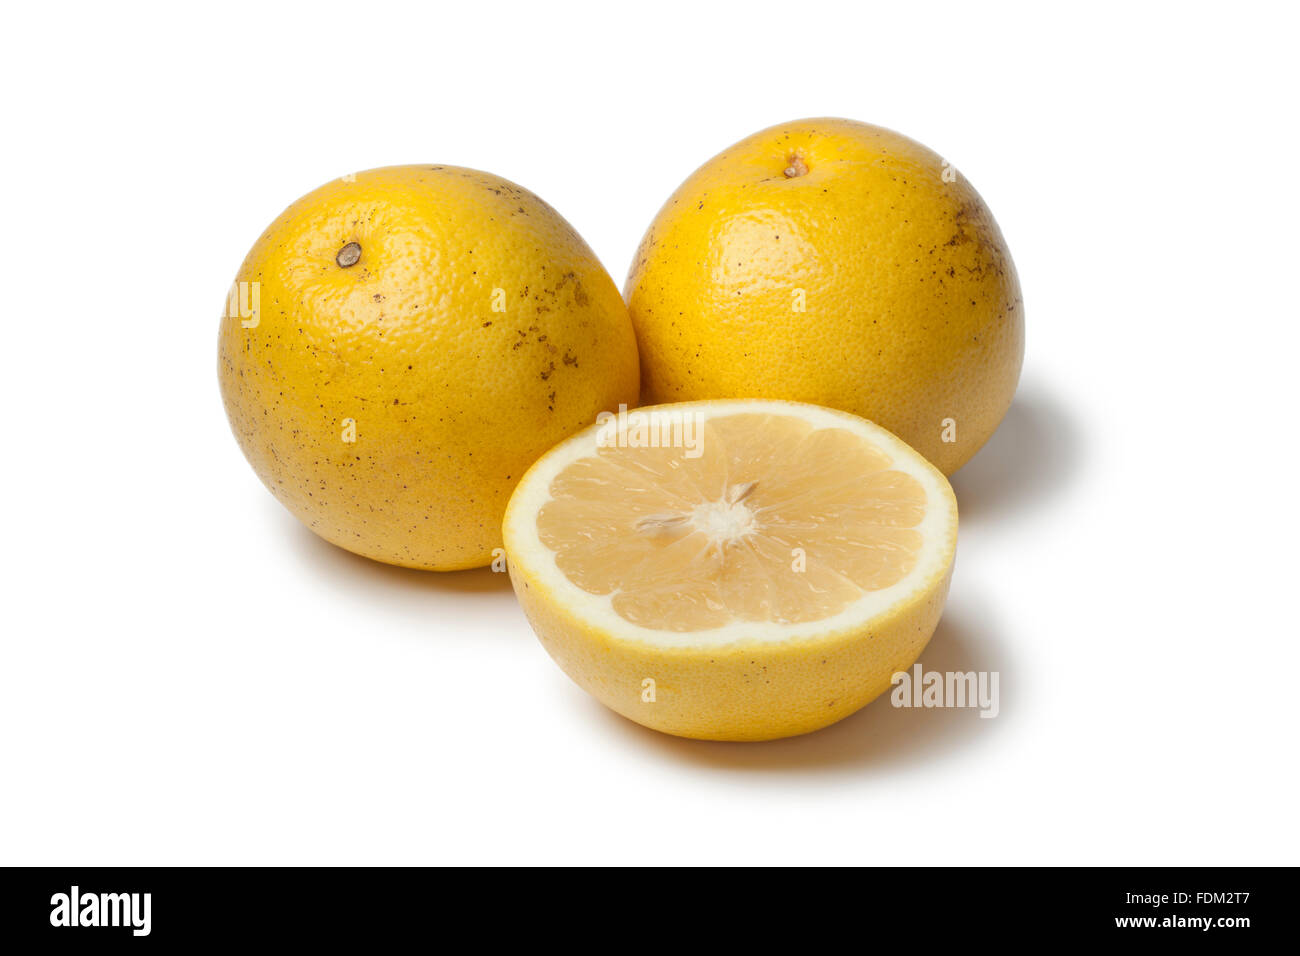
<box><xmin>625</xmin><ymin>117</ymin><xmax>1023</xmax><ymax>474</ymax></box>
<box><xmin>219</xmin><ymin>165</ymin><xmax>639</xmax><ymax>570</ymax></box>
<box><xmin>503</xmin><ymin>399</ymin><xmax>958</xmax><ymax>741</ymax></box>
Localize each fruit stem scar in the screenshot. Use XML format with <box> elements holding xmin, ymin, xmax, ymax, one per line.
<box><xmin>336</xmin><ymin>241</ymin><xmax>362</xmax><ymax>268</ymax></box>
<box><xmin>783</xmin><ymin>152</ymin><xmax>809</xmax><ymax>178</ymax></box>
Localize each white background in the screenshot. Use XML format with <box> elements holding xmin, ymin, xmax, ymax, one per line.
<box><xmin>2</xmin><ymin>1</ymin><xmax>1296</xmax><ymax>865</ymax></box>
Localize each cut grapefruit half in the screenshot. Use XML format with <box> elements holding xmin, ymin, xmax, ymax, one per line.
<box><xmin>502</xmin><ymin>399</ymin><xmax>958</xmax><ymax>741</ymax></box>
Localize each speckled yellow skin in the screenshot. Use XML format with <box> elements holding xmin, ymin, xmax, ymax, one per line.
<box><xmin>219</xmin><ymin>166</ymin><xmax>639</xmax><ymax>570</ymax></box>
<box><xmin>625</xmin><ymin>118</ymin><xmax>1023</xmax><ymax>475</ymax></box>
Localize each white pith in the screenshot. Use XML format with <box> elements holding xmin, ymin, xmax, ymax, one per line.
<box><xmin>504</xmin><ymin>400</ymin><xmax>958</xmax><ymax>649</ymax></box>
